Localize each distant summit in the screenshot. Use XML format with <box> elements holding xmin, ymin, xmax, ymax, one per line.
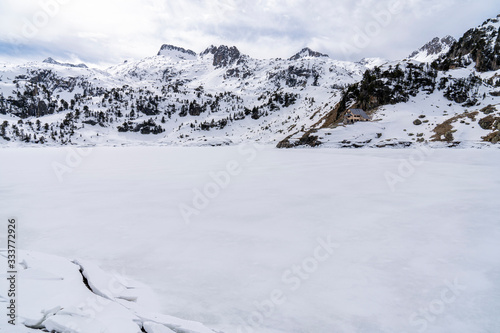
<box><xmin>201</xmin><ymin>45</ymin><xmax>244</xmax><ymax>68</ymax></box>
<box><xmin>408</xmin><ymin>36</ymin><xmax>456</xmax><ymax>62</ymax></box>
<box><xmin>289</xmin><ymin>48</ymin><xmax>329</xmax><ymax>61</ymax></box>
<box><xmin>157</xmin><ymin>44</ymin><xmax>197</xmax><ymax>60</ymax></box>
<box><xmin>43</xmin><ymin>57</ymin><xmax>88</xmax><ymax>68</ymax></box>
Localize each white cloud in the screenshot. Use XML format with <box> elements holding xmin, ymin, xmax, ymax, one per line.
<box><xmin>0</xmin><ymin>0</ymin><xmax>498</xmax><ymax>66</ymax></box>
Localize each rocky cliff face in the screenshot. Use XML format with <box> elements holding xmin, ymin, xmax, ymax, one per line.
<box><xmin>201</xmin><ymin>45</ymin><xmax>243</xmax><ymax>67</ymax></box>
<box><xmin>433</xmin><ymin>15</ymin><xmax>500</xmax><ymax>72</ymax></box>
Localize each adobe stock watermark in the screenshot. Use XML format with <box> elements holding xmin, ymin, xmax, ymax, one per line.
<box><xmin>178</xmin><ymin>143</ymin><xmax>264</xmax><ymax>224</ymax></box>
<box><xmin>408</xmin><ymin>278</ymin><xmax>466</xmax><ymax>332</ymax></box>
<box><xmin>237</xmin><ymin>236</ymin><xmax>339</xmax><ymax>333</ymax></box>
<box><xmin>51</xmin><ymin>136</ymin><xmax>103</xmax><ymax>182</ymax></box>
<box><xmin>384</xmin><ymin>145</ymin><xmax>434</xmax><ymax>192</ymax></box>
<box><xmin>21</xmin><ymin>0</ymin><xmax>72</xmax><ymax>40</ymax></box>
<box><xmin>52</xmin><ymin>146</ymin><xmax>93</xmax><ymax>182</ymax></box>
<box><xmin>339</xmin><ymin>0</ymin><xmax>405</xmax><ymax>58</ymax></box>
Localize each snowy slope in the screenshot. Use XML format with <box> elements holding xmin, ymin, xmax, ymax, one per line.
<box><xmin>408</xmin><ymin>36</ymin><xmax>456</xmax><ymax>63</ymax></box>
<box><xmin>285</xmin><ymin>63</ymin><xmax>500</xmax><ymax>148</ymax></box>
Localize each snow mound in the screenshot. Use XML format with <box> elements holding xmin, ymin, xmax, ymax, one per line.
<box><xmin>0</xmin><ymin>250</ymin><xmax>217</xmax><ymax>333</ymax></box>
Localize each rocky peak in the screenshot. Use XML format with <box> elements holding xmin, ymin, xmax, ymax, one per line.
<box><xmin>42</xmin><ymin>57</ymin><xmax>88</xmax><ymax>68</ymax></box>
<box><xmin>408</xmin><ymin>35</ymin><xmax>457</xmax><ymax>62</ymax></box>
<box><xmin>43</xmin><ymin>57</ymin><xmax>58</xmax><ymax>64</ymax></box>
<box><xmin>201</xmin><ymin>45</ymin><xmax>242</xmax><ymax>68</ymax></box>
<box><xmin>289</xmin><ymin>48</ymin><xmax>329</xmax><ymax>61</ymax></box>
<box><xmin>157</xmin><ymin>44</ymin><xmax>197</xmax><ymax>59</ymax></box>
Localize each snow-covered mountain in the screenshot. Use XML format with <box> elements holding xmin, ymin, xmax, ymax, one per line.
<box><xmin>279</xmin><ymin>14</ymin><xmax>500</xmax><ymax>148</ymax></box>
<box><xmin>289</xmin><ymin>47</ymin><xmax>329</xmax><ymax>60</ymax></box>
<box><xmin>408</xmin><ymin>35</ymin><xmax>456</xmax><ymax>62</ymax></box>
<box><xmin>43</xmin><ymin>57</ymin><xmax>88</xmax><ymax>69</ymax></box>
<box><xmin>0</xmin><ymin>44</ymin><xmax>366</xmax><ymax>146</ymax></box>
<box><xmin>157</xmin><ymin>44</ymin><xmax>197</xmax><ymax>60</ymax></box>
<box><xmin>0</xmin><ymin>14</ymin><xmax>499</xmax><ymax>148</ymax></box>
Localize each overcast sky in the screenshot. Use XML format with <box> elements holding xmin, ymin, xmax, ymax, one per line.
<box><xmin>0</xmin><ymin>0</ymin><xmax>498</xmax><ymax>67</ymax></box>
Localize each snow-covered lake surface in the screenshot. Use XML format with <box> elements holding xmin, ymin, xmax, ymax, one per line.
<box><xmin>1</xmin><ymin>146</ymin><xmax>499</xmax><ymax>333</ymax></box>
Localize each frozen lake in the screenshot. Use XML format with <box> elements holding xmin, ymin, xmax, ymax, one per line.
<box><xmin>1</xmin><ymin>145</ymin><xmax>499</xmax><ymax>333</ymax></box>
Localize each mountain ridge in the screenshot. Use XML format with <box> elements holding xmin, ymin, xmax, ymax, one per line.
<box><xmin>278</xmin><ymin>14</ymin><xmax>500</xmax><ymax>148</ymax></box>
<box><xmin>43</xmin><ymin>57</ymin><xmax>88</xmax><ymax>68</ymax></box>
<box><xmin>289</xmin><ymin>47</ymin><xmax>329</xmax><ymax>61</ymax></box>
<box><xmin>0</xmin><ymin>15</ymin><xmax>499</xmax><ymax>148</ymax></box>
<box><xmin>157</xmin><ymin>44</ymin><xmax>197</xmax><ymax>60</ymax></box>
<box><xmin>408</xmin><ymin>35</ymin><xmax>456</xmax><ymax>62</ymax></box>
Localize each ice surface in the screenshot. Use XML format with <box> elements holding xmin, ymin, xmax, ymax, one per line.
<box><xmin>143</xmin><ymin>321</ymin><xmax>176</xmax><ymax>333</ymax></box>
<box><xmin>0</xmin><ymin>146</ymin><xmax>499</xmax><ymax>333</ymax></box>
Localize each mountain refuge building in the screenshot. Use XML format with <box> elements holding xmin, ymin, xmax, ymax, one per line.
<box><xmin>344</xmin><ymin>108</ymin><xmax>370</xmax><ymax>124</ymax></box>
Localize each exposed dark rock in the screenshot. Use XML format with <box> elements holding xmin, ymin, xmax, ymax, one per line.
<box><xmin>276</xmin><ymin>129</ymin><xmax>322</xmax><ymax>148</ymax></box>
<box><xmin>482</xmin><ymin>130</ymin><xmax>500</xmax><ymax>143</ymax></box>
<box><xmin>340</xmin><ymin>139</ymin><xmax>372</xmax><ymax>148</ymax></box>
<box><xmin>432</xmin><ymin>16</ymin><xmax>500</xmax><ymax>72</ymax></box>
<box><xmin>480</xmin><ymin>104</ymin><xmax>497</xmax><ymax>114</ymax></box>
<box><xmin>444</xmin><ymin>131</ymin><xmax>454</xmax><ymax>142</ymax></box>
<box><xmin>297</xmin><ymin>132</ymin><xmax>321</xmax><ymax>147</ymax></box>
<box><xmin>375</xmin><ymin>141</ymin><xmax>413</xmax><ymax>148</ymax></box>
<box><xmin>478</xmin><ymin>115</ymin><xmax>500</xmax><ymax>130</ymax></box>
<box><xmin>201</xmin><ymin>45</ymin><xmax>242</xmax><ymax>68</ymax></box>
<box><xmin>276</xmin><ymin>138</ymin><xmax>295</xmax><ymax>148</ymax></box>
<box><xmin>431</xmin><ymin>111</ymin><xmax>478</xmax><ymax>142</ymax></box>
<box><xmin>83</xmin><ymin>120</ymin><xmax>98</xmax><ymax>126</ymax></box>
